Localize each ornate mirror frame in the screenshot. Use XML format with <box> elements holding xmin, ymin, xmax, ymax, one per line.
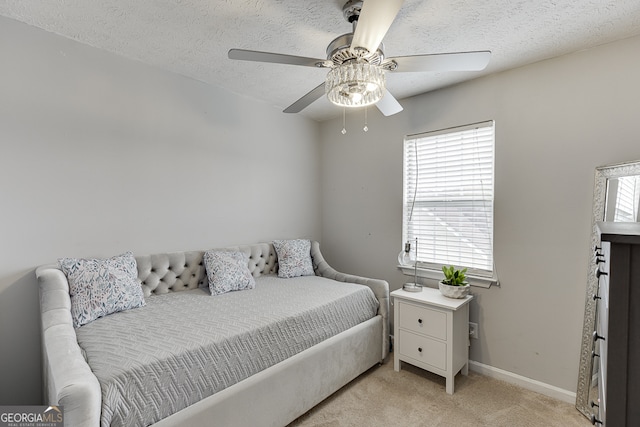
<box><xmin>576</xmin><ymin>159</ymin><xmax>640</xmax><ymax>418</ymax></box>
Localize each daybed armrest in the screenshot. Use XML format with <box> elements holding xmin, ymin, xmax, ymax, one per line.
<box><xmin>36</xmin><ymin>266</ymin><xmax>101</xmax><ymax>427</ymax></box>
<box><xmin>310</xmin><ymin>241</ymin><xmax>389</xmax><ymax>361</ymax></box>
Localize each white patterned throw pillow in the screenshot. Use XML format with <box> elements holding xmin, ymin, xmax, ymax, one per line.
<box><xmin>58</xmin><ymin>252</ymin><xmax>145</xmax><ymax>328</ymax></box>
<box><xmin>204</xmin><ymin>250</ymin><xmax>256</xmax><ymax>296</ymax></box>
<box><xmin>273</xmin><ymin>239</ymin><xmax>315</xmax><ymax>278</ymax></box>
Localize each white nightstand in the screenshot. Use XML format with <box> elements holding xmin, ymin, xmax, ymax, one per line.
<box><xmin>391</xmin><ymin>287</ymin><xmax>473</xmax><ymax>394</ymax></box>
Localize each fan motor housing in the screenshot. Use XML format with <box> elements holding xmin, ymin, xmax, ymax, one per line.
<box><xmin>326</xmin><ymin>33</ymin><xmax>384</xmax><ymax>66</ymax></box>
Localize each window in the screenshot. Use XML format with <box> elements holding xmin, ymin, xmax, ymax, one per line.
<box><xmin>402</xmin><ymin>121</ymin><xmax>495</xmax><ymax>285</ymax></box>
<box><xmin>612</xmin><ymin>176</ymin><xmax>640</xmax><ymax>222</ymax></box>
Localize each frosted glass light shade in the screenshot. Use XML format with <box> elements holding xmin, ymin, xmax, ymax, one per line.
<box><xmin>326</xmin><ymin>61</ymin><xmax>385</xmax><ymax>108</ymax></box>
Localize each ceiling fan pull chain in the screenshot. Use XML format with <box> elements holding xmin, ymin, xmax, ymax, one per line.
<box><xmin>363</xmin><ymin>106</ymin><xmax>369</xmax><ymax>132</ymax></box>
<box><xmin>341</xmin><ymin>108</ymin><xmax>347</xmax><ymax>134</ymax></box>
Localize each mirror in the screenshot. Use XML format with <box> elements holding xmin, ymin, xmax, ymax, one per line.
<box><xmin>576</xmin><ymin>160</ymin><xmax>640</xmax><ymax>419</ymax></box>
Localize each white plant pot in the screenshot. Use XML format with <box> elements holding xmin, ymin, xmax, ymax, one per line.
<box><xmin>439</xmin><ymin>282</ymin><xmax>470</xmax><ymax>299</ymax></box>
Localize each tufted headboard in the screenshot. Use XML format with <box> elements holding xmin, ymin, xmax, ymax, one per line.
<box><xmin>137</xmin><ymin>243</ymin><xmax>279</xmax><ymax>297</ymax></box>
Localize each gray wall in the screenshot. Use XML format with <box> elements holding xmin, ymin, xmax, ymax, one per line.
<box><xmin>0</xmin><ymin>17</ymin><xmax>321</xmax><ymax>404</ymax></box>
<box><xmin>3</xmin><ymin>11</ymin><xmax>639</xmax><ymax>406</ymax></box>
<box><xmin>319</xmin><ymin>34</ymin><xmax>640</xmax><ymax>393</ymax></box>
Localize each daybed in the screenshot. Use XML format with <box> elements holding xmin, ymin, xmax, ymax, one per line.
<box><xmin>36</xmin><ymin>240</ymin><xmax>389</xmax><ymax>427</ymax></box>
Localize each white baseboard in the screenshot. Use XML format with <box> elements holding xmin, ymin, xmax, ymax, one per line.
<box><xmin>468</xmin><ymin>360</ymin><xmax>576</xmax><ymax>404</ymax></box>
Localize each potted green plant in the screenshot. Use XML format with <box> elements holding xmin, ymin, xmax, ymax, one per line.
<box><xmin>439</xmin><ymin>265</ymin><xmax>471</xmax><ymax>298</ymax></box>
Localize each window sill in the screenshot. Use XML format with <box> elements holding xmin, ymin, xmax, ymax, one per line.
<box><xmin>397</xmin><ymin>265</ymin><xmax>497</xmax><ymax>289</ymax></box>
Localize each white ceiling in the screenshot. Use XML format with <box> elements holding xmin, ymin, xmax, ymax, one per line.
<box><xmin>2</xmin><ymin>0</ymin><xmax>640</xmax><ymax>121</ymax></box>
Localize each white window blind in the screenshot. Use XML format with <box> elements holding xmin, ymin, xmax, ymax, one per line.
<box><xmin>402</xmin><ymin>121</ymin><xmax>495</xmax><ymax>277</ymax></box>
<box><xmin>613</xmin><ymin>175</ymin><xmax>640</xmax><ymax>222</ymax></box>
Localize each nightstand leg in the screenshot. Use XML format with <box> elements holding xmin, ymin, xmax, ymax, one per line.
<box><xmin>462</xmin><ymin>362</ymin><xmax>469</xmax><ymax>376</ymax></box>
<box><xmin>394</xmin><ymin>354</ymin><xmax>400</xmax><ymax>371</ymax></box>
<box><xmin>446</xmin><ymin>376</ymin><xmax>454</xmax><ymax>394</ymax></box>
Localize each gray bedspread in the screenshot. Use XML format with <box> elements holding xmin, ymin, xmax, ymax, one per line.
<box><xmin>75</xmin><ymin>275</ymin><xmax>379</xmax><ymax>427</ymax></box>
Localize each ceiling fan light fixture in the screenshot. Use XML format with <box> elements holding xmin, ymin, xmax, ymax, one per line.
<box><xmin>325</xmin><ymin>60</ymin><xmax>385</xmax><ymax>108</ymax></box>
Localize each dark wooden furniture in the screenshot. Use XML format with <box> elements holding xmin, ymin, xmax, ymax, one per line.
<box><xmin>595</xmin><ymin>222</ymin><xmax>640</xmax><ymax>426</ymax></box>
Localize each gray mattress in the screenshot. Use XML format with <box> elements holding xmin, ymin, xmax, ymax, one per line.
<box><xmin>75</xmin><ymin>275</ymin><xmax>379</xmax><ymax>427</ymax></box>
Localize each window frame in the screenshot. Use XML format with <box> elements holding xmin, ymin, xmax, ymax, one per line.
<box><xmin>400</xmin><ymin>120</ymin><xmax>498</xmax><ymax>288</ymax></box>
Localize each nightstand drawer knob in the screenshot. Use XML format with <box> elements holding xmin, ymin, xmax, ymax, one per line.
<box><xmin>418</xmin><ymin>318</ymin><xmax>422</xmax><ymax>324</ymax></box>
<box><xmin>418</xmin><ymin>347</ymin><xmax>422</xmax><ymax>352</ymax></box>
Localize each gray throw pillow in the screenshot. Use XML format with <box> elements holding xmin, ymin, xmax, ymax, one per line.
<box><xmin>273</xmin><ymin>239</ymin><xmax>315</xmax><ymax>278</ymax></box>
<box><xmin>204</xmin><ymin>250</ymin><xmax>256</xmax><ymax>296</ymax></box>
<box><xmin>58</xmin><ymin>252</ymin><xmax>145</xmax><ymax>328</ymax></box>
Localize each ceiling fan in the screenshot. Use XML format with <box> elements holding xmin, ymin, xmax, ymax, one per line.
<box><xmin>228</xmin><ymin>0</ymin><xmax>491</xmax><ymax>117</ymax></box>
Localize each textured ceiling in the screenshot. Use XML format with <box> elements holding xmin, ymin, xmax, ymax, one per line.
<box><xmin>2</xmin><ymin>0</ymin><xmax>640</xmax><ymax>121</ymax></box>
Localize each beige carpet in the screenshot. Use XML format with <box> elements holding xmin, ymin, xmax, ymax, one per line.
<box><xmin>288</xmin><ymin>360</ymin><xmax>591</xmax><ymax>427</ymax></box>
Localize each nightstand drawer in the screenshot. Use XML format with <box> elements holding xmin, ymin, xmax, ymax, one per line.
<box><xmin>398</xmin><ymin>301</ymin><xmax>447</xmax><ymax>340</ymax></box>
<box><xmin>398</xmin><ymin>330</ymin><xmax>447</xmax><ymax>371</ymax></box>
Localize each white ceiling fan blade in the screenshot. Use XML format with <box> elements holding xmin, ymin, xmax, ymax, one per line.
<box><xmin>351</xmin><ymin>0</ymin><xmax>404</xmax><ymax>54</ymax></box>
<box><xmin>228</xmin><ymin>49</ymin><xmax>329</xmax><ymax>68</ymax></box>
<box><xmin>388</xmin><ymin>51</ymin><xmax>491</xmax><ymax>72</ymax></box>
<box><xmin>283</xmin><ymin>83</ymin><xmax>326</xmax><ymax>113</ymax></box>
<box><xmin>376</xmin><ymin>90</ymin><xmax>403</xmax><ymax>116</ymax></box>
